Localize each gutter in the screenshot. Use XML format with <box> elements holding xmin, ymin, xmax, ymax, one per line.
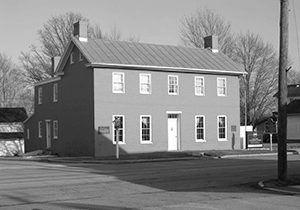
<box><xmin>86</xmin><ymin>63</ymin><xmax>247</xmax><ymax>76</ymax></box>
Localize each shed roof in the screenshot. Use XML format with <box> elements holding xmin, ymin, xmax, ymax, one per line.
<box><xmin>274</xmin><ymin>84</ymin><xmax>300</xmax><ymax>98</ymax></box>
<box><xmin>69</xmin><ymin>37</ymin><xmax>245</xmax><ymax>75</ymax></box>
<box><xmin>287</xmin><ymin>84</ymin><xmax>300</xmax><ymax>97</ymax></box>
<box><xmin>0</xmin><ymin>108</ymin><xmax>28</xmax><ymax>123</ymax></box>
<box><xmin>287</xmin><ymin>99</ymin><xmax>300</xmax><ymax>114</ymax></box>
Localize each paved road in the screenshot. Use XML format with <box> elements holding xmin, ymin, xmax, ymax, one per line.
<box><xmin>0</xmin><ymin>155</ymin><xmax>300</xmax><ymax>210</ymax></box>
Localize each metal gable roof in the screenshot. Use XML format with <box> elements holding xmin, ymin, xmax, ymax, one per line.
<box><xmin>72</xmin><ymin>37</ymin><xmax>245</xmax><ymax>74</ymax></box>
<box><xmin>0</xmin><ymin>108</ymin><xmax>28</xmax><ymax>123</ymax></box>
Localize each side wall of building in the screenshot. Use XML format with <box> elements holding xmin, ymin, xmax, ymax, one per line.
<box><xmin>94</xmin><ymin>68</ymin><xmax>240</xmax><ymax>157</ymax></box>
<box><xmin>25</xmin><ymin>46</ymin><xmax>95</xmax><ymax>156</ymax></box>
<box><xmin>287</xmin><ymin>115</ymin><xmax>300</xmax><ymax>141</ymax></box>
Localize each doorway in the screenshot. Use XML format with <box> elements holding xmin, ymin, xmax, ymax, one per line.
<box><xmin>168</xmin><ymin>114</ymin><xmax>180</xmax><ymax>151</ymax></box>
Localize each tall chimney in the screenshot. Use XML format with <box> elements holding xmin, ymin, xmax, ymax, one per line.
<box><xmin>204</xmin><ymin>35</ymin><xmax>219</xmax><ymax>53</ymax></box>
<box><xmin>73</xmin><ymin>21</ymin><xmax>88</xmax><ymax>42</ymax></box>
<box><xmin>51</xmin><ymin>56</ymin><xmax>61</xmax><ymax>76</ymax></box>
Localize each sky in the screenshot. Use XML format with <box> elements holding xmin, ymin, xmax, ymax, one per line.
<box><xmin>1</xmin><ymin>0</ymin><xmax>300</xmax><ymax>70</ymax></box>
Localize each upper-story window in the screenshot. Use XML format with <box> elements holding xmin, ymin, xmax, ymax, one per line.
<box><xmin>217</xmin><ymin>78</ymin><xmax>226</xmax><ymax>96</ymax></box>
<box><xmin>38</xmin><ymin>87</ymin><xmax>42</xmax><ymax>105</ymax></box>
<box><xmin>195</xmin><ymin>76</ymin><xmax>205</xmax><ymax>96</ymax></box>
<box><xmin>70</xmin><ymin>51</ymin><xmax>74</xmax><ymax>64</ymax></box>
<box><xmin>53</xmin><ymin>83</ymin><xmax>58</xmax><ymax>102</ymax></box>
<box><xmin>168</xmin><ymin>75</ymin><xmax>179</xmax><ymax>95</ymax></box>
<box><xmin>79</xmin><ymin>52</ymin><xmax>84</xmax><ymax>61</ymax></box>
<box><xmin>112</xmin><ymin>72</ymin><xmax>125</xmax><ymax>93</ymax></box>
<box><xmin>140</xmin><ymin>74</ymin><xmax>151</xmax><ymax>94</ymax></box>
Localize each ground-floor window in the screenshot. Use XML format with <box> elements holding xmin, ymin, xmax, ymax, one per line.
<box><xmin>38</xmin><ymin>121</ymin><xmax>42</xmax><ymax>138</ymax></box>
<box><xmin>53</xmin><ymin>120</ymin><xmax>58</xmax><ymax>139</ymax></box>
<box><xmin>140</xmin><ymin>115</ymin><xmax>152</xmax><ymax>143</ymax></box>
<box><xmin>218</xmin><ymin>115</ymin><xmax>227</xmax><ymax>141</ymax></box>
<box><xmin>195</xmin><ymin>115</ymin><xmax>205</xmax><ymax>142</ymax></box>
<box><xmin>112</xmin><ymin>115</ymin><xmax>125</xmax><ymax>144</ymax></box>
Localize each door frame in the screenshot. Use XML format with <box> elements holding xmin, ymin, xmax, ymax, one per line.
<box><xmin>167</xmin><ymin>111</ymin><xmax>181</xmax><ymax>151</ymax></box>
<box><xmin>45</xmin><ymin>119</ymin><xmax>51</xmax><ymax>149</ymax></box>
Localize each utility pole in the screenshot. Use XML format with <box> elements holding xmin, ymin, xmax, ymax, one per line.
<box><xmin>278</xmin><ymin>0</ymin><xmax>289</xmax><ymax>182</ymax></box>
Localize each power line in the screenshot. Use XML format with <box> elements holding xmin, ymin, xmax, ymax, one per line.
<box><xmin>292</xmin><ymin>0</ymin><xmax>300</xmax><ymax>69</ymax></box>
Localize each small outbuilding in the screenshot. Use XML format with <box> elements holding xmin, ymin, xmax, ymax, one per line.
<box><xmin>0</xmin><ymin>107</ymin><xmax>28</xmax><ymax>156</ymax></box>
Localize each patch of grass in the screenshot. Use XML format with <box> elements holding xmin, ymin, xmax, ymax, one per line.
<box><xmin>263</xmin><ymin>175</ymin><xmax>300</xmax><ymax>188</ymax></box>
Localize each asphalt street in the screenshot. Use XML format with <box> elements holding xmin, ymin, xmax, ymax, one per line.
<box><xmin>0</xmin><ymin>154</ymin><xmax>300</xmax><ymax>210</ymax></box>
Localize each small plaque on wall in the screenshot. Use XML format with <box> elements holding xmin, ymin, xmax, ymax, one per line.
<box><xmin>231</xmin><ymin>125</ymin><xmax>237</xmax><ymax>132</ymax></box>
<box><xmin>98</xmin><ymin>126</ymin><xmax>110</xmax><ymax>134</ymax></box>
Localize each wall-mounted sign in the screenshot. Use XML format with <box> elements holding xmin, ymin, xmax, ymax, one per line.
<box><xmin>231</xmin><ymin>125</ymin><xmax>237</xmax><ymax>132</ymax></box>
<box><xmin>98</xmin><ymin>126</ymin><xmax>110</xmax><ymax>134</ymax></box>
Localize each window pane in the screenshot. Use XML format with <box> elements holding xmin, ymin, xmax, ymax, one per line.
<box><xmin>141</xmin><ymin>116</ymin><xmax>151</xmax><ymax>142</ymax></box>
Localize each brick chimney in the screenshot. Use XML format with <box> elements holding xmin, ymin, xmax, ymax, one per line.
<box><xmin>73</xmin><ymin>21</ymin><xmax>88</xmax><ymax>42</ymax></box>
<box><xmin>51</xmin><ymin>56</ymin><xmax>61</xmax><ymax>76</ymax></box>
<box><xmin>204</xmin><ymin>35</ymin><xmax>219</xmax><ymax>53</ymax></box>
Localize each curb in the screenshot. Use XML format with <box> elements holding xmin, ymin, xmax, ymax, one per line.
<box><xmin>221</xmin><ymin>151</ymin><xmax>296</xmax><ymax>158</ymax></box>
<box><xmin>0</xmin><ymin>151</ymin><xmax>298</xmax><ymax>164</ymax></box>
<box><xmin>46</xmin><ymin>156</ymin><xmax>202</xmax><ymax>164</ymax></box>
<box><xmin>258</xmin><ymin>181</ymin><xmax>300</xmax><ymax>195</ymax></box>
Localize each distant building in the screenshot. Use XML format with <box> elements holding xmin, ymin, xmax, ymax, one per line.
<box><xmin>0</xmin><ymin>107</ymin><xmax>28</xmax><ymax>156</ymax></box>
<box><xmin>272</xmin><ymin>84</ymin><xmax>300</xmax><ymax>142</ymax></box>
<box><xmin>24</xmin><ymin>21</ymin><xmax>245</xmax><ymax>157</ymax></box>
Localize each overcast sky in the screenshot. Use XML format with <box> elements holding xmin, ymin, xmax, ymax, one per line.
<box><xmin>1</xmin><ymin>0</ymin><xmax>300</xmax><ymax>70</ymax></box>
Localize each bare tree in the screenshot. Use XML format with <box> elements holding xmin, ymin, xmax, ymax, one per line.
<box><xmin>90</xmin><ymin>23</ymin><xmax>140</xmax><ymax>42</ymax></box>
<box><xmin>0</xmin><ymin>53</ymin><xmax>33</xmax><ymax>114</ymax></box>
<box><xmin>233</xmin><ymin>32</ymin><xmax>278</xmax><ymax>127</ymax></box>
<box><xmin>20</xmin><ymin>12</ymin><xmax>140</xmax><ymax>85</ymax></box>
<box><xmin>19</xmin><ymin>12</ymin><xmax>92</xmax><ymax>84</ymax></box>
<box><xmin>179</xmin><ymin>7</ymin><xmax>234</xmax><ymax>55</ymax></box>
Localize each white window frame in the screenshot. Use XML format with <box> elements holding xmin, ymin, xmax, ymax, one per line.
<box><xmin>112</xmin><ymin>72</ymin><xmax>125</xmax><ymax>93</ymax></box>
<box><xmin>112</xmin><ymin>115</ymin><xmax>125</xmax><ymax>144</ymax></box>
<box><xmin>217</xmin><ymin>78</ymin><xmax>227</xmax><ymax>96</ymax></box>
<box><xmin>70</xmin><ymin>51</ymin><xmax>74</xmax><ymax>64</ymax></box>
<box><xmin>53</xmin><ymin>120</ymin><xmax>58</xmax><ymax>139</ymax></box>
<box><xmin>38</xmin><ymin>121</ymin><xmax>42</xmax><ymax>138</ymax></box>
<box><xmin>195</xmin><ymin>115</ymin><xmax>205</xmax><ymax>142</ymax></box>
<box><xmin>53</xmin><ymin>83</ymin><xmax>58</xmax><ymax>102</ymax></box>
<box><xmin>195</xmin><ymin>76</ymin><xmax>205</xmax><ymax>96</ymax></box>
<box><xmin>140</xmin><ymin>74</ymin><xmax>151</xmax><ymax>94</ymax></box>
<box><xmin>140</xmin><ymin>115</ymin><xmax>152</xmax><ymax>144</ymax></box>
<box><xmin>217</xmin><ymin>115</ymin><xmax>227</xmax><ymax>141</ymax></box>
<box><xmin>38</xmin><ymin>87</ymin><xmax>42</xmax><ymax>105</ymax></box>
<box><xmin>79</xmin><ymin>51</ymin><xmax>84</xmax><ymax>61</ymax></box>
<box><xmin>168</xmin><ymin>75</ymin><xmax>179</xmax><ymax>95</ymax></box>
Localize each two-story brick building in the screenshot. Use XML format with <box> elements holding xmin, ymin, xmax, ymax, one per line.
<box><xmin>24</xmin><ymin>21</ymin><xmax>245</xmax><ymax>157</ymax></box>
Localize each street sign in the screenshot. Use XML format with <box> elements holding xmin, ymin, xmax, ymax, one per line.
<box><xmin>264</xmin><ymin>118</ymin><xmax>277</xmax><ymax>134</ymax></box>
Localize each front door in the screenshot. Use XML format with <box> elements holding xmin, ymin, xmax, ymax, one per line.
<box><xmin>168</xmin><ymin>116</ymin><xmax>178</xmax><ymax>151</ymax></box>
<box><xmin>45</xmin><ymin>120</ymin><xmax>51</xmax><ymax>148</ymax></box>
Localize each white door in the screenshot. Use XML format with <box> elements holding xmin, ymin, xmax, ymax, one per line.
<box><xmin>168</xmin><ymin>118</ymin><xmax>178</xmax><ymax>151</ymax></box>
<box><xmin>45</xmin><ymin>121</ymin><xmax>51</xmax><ymax>148</ymax></box>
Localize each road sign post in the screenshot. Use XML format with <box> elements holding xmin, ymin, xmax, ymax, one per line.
<box><xmin>113</xmin><ymin>117</ymin><xmax>121</xmax><ymax>160</ymax></box>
